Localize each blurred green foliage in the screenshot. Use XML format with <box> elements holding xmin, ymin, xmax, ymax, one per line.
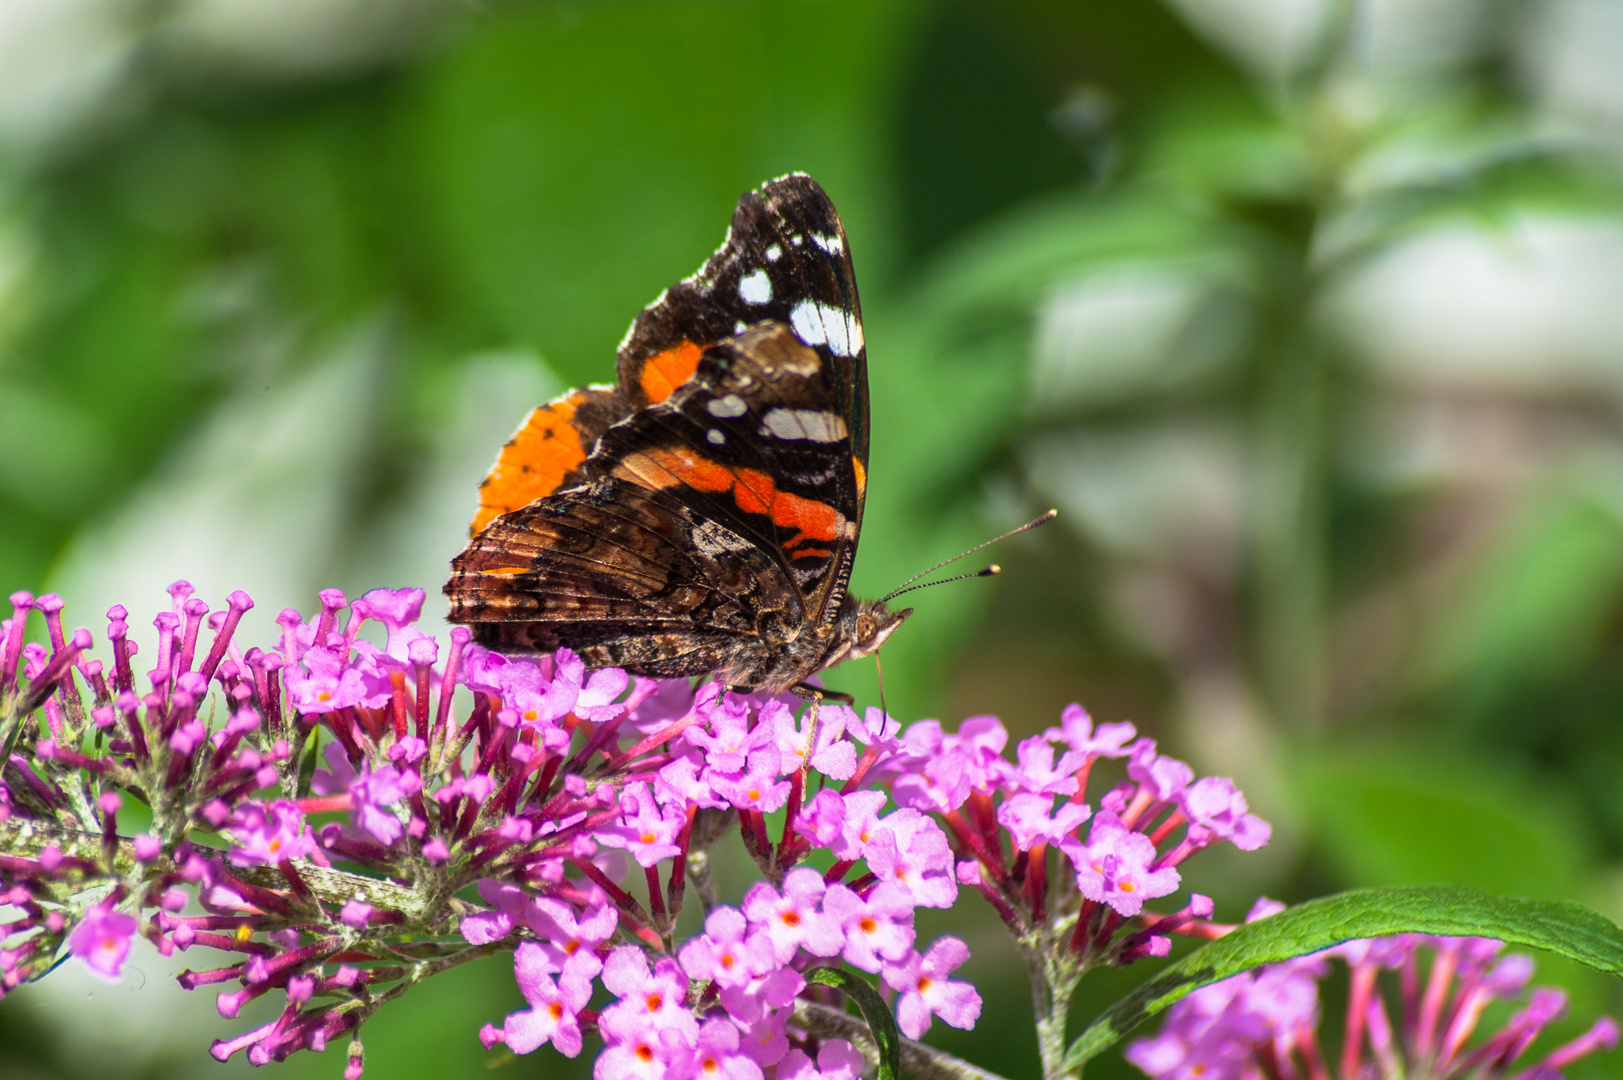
<box><xmin>6</xmin><ymin>0</ymin><xmax>1623</xmax><ymax>1076</ymax></box>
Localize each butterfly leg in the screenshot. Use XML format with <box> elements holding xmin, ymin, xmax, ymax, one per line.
<box><xmin>789</xmin><ymin>682</ymin><xmax>854</xmax><ymax>706</ymax></box>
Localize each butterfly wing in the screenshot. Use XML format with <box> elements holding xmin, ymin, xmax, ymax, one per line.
<box><xmin>447</xmin><ymin>175</ymin><xmax>869</xmax><ymax>687</ymax></box>
<box><xmin>616</xmin><ymin>173</ymin><xmax>869</xmax><ymax>529</ymax></box>
<box><xmin>468</xmin><ymin>386</ymin><xmax>629</xmax><ymax>535</ymax></box>
<box><xmin>448</xmin><ymin>476</ymin><xmax>800</xmax><ymax>675</ymax></box>
<box><xmin>590</xmin><ymin>323</ymin><xmax>860</xmax><ymax>633</ymax></box>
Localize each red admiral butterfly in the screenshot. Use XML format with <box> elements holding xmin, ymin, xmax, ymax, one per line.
<box><xmin>444</xmin><ymin>174</ymin><xmax>909</xmax><ymax>697</ymax></box>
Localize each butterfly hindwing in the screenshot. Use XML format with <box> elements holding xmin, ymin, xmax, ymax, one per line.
<box><xmin>470</xmin><ymin>385</ymin><xmax>629</xmax><ymax>535</ymax></box>
<box><xmin>450</xmin><ymin>477</ymin><xmax>800</xmax><ymax>640</ymax></box>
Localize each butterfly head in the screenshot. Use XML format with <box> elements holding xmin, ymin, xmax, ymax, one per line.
<box><xmin>828</xmin><ymin>596</ymin><xmax>912</xmax><ymax>667</ymax></box>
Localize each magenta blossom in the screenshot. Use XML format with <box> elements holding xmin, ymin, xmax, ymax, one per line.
<box><xmin>997</xmin><ymin>791</ymin><xmax>1091</xmax><ymax>851</ymax></box>
<box><xmin>679</xmin><ymin>905</ymin><xmax>775</xmax><ymax>989</ymax></box>
<box><xmin>742</xmin><ymin>868</ymin><xmax>843</xmax><ymax>964</ymax></box>
<box><xmin>690</xmin><ymin>1017</ymin><xmax>766</xmax><ymax>1080</ymax></box>
<box><xmin>227</xmin><ymin>800</ymin><xmax>314</xmax><ymax>867</ymax></box>
<box><xmin>821</xmin><ymin>882</ymin><xmax>916</xmax><ymax>973</ymax></box>
<box><xmin>883</xmin><ymin>936</ymin><xmax>983</xmax><ymax>1040</ymax></box>
<box><xmin>1064</xmin><ymin>810</ymin><xmax>1179</xmax><ymax>916</ymax></box>
<box><xmin>771</xmin><ymin>699</ymin><xmax>857</xmax><ymax>779</ymax></box>
<box><xmin>1129</xmin><ymin>934</ymin><xmax>1618</xmax><ymax>1080</ymax></box>
<box><xmin>285</xmin><ymin>646</ymin><xmax>386</xmax><ymax>714</ymax></box>
<box><xmin>599</xmin><ymin>782</ymin><xmax>686</xmax><ymax>867</ymax></box>
<box><xmin>599</xmin><ymin>945</ymin><xmax>698</xmax><ymax>1044</ymax></box>
<box><xmin>483</xmin><ymin>941</ymin><xmax>592</xmax><ymax>1056</ymax></box>
<box><xmin>67</xmin><ymin>902</ymin><xmax>138</xmax><ymax>983</ymax></box>
<box><xmin>779</xmin><ymin>1039</ymin><xmax>867</xmax><ymax>1080</ymax></box>
<box><xmin>314</xmin><ymin>745</ymin><xmax>410</xmax><ymax>846</ymax></box>
<box><xmin>863</xmin><ymin>809</ymin><xmax>958</xmax><ymax>909</ymax></box>
<box><xmin>1044</xmin><ymin>704</ymin><xmax>1136</xmax><ymax>760</ymax></box>
<box><xmin>1180</xmin><ymin>777</ymin><xmax>1271</xmax><ymax>852</ymax></box>
<box><xmin>530</xmin><ymin>896</ymin><xmax>618</xmax><ymax>989</ymax></box>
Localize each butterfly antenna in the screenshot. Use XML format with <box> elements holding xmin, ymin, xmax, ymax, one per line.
<box><xmin>879</xmin><ymin>510</ymin><xmax>1057</xmax><ymax>604</ymax></box>
<box><xmin>875</xmin><ymin>650</ymin><xmax>889</xmax><ymax>728</ymax></box>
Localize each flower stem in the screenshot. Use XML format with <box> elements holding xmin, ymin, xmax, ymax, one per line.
<box><xmin>1024</xmin><ymin>939</ymin><xmax>1081</xmax><ymax>1080</ymax></box>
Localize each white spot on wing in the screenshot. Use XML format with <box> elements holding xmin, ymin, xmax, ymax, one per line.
<box><xmin>811</xmin><ymin>233</ymin><xmax>844</xmax><ymax>256</ymax></box>
<box><xmin>739</xmin><ymin>269</ymin><xmax>772</xmax><ymax>304</ymax></box>
<box><xmin>761</xmin><ymin>408</ymin><xmax>848</xmax><ymax>442</ymax></box>
<box><xmin>707</xmin><ymin>394</ymin><xmax>747</xmax><ymax>418</ymax></box>
<box><xmin>789</xmin><ymin>300</ymin><xmax>864</xmax><ymax>358</ymax></box>
<box><xmin>707</xmin><ymin>428</ymin><xmax>725</xmax><ymax>445</ymax></box>
<box><xmin>693</xmin><ymin>518</ymin><xmax>754</xmax><ymax>557</ymax></box>
<box><xmin>765</xmin><ymin>244</ymin><xmax>782</xmax><ymax>262</ymax></box>
<box><xmin>734</xmin><ymin>321</ymin><xmax>748</xmax><ymax>334</ymax></box>
<box><xmin>791</xmin><ymin>235</ymin><xmax>804</xmax><ymax>246</ymax></box>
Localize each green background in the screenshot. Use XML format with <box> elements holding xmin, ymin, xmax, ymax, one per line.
<box><xmin>4</xmin><ymin>0</ymin><xmax>1623</xmax><ymax>1076</ymax></box>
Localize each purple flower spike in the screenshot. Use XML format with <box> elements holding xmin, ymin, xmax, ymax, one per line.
<box><xmin>1130</xmin><ymin>934</ymin><xmax>1618</xmax><ymax>1080</ymax></box>
<box><xmin>68</xmin><ymin>903</ymin><xmax>138</xmax><ymax>983</ymax></box>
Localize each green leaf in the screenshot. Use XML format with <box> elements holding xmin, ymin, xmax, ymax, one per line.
<box><xmin>804</xmin><ymin>966</ymin><xmax>902</xmax><ymax>1080</ymax></box>
<box><xmin>1066</xmin><ymin>885</ymin><xmax>1623</xmax><ymax>1071</ymax></box>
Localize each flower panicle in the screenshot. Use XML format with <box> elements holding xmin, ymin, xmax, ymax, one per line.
<box><xmin>865</xmin><ymin>700</ymin><xmax>1271</xmax><ymax>970</ymax></box>
<box><xmin>0</xmin><ymin>582</ymin><xmax>989</xmax><ymax>1078</ymax></box>
<box><xmin>1127</xmin><ymin>927</ymin><xmax>1619</xmax><ymax>1080</ymax></box>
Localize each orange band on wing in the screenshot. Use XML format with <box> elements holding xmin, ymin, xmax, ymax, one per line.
<box><xmin>638</xmin><ymin>341</ymin><xmax>704</xmax><ymax>404</ymax></box>
<box><xmin>852</xmin><ymin>456</ymin><xmax>866</xmax><ymax>499</ymax></box>
<box><xmin>471</xmin><ymin>392</ymin><xmax>591</xmax><ymax>535</ymax></box>
<box><xmin>614</xmin><ymin>445</ymin><xmax>842</xmax><ymax>550</ymax></box>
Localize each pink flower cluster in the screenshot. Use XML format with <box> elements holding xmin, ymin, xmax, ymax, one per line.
<box><xmin>1129</xmin><ymin>911</ymin><xmax>1619</xmax><ymax>1080</ymax></box>
<box><xmin>0</xmin><ymin>583</ymin><xmax>991</xmax><ymax>1078</ymax></box>
<box><xmin>830</xmin><ymin>702</ymin><xmax>1272</xmax><ymax>964</ymax></box>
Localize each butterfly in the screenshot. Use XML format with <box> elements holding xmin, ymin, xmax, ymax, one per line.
<box><xmin>444</xmin><ymin>174</ymin><xmax>910</xmax><ymax>698</ymax></box>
